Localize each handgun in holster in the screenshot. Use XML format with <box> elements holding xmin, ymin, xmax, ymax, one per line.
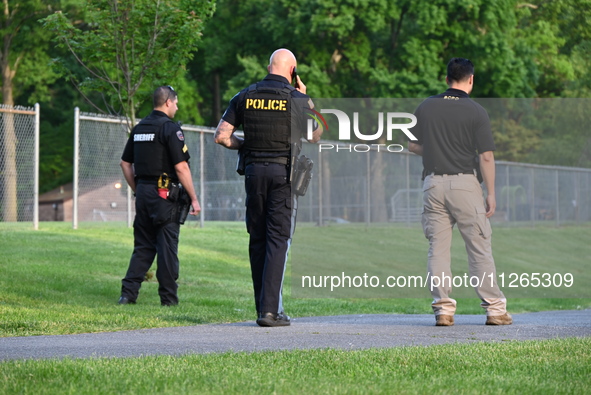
<box><xmin>177</xmin><ymin>185</ymin><xmax>191</xmax><ymax>225</ymax></box>
<box><xmin>289</xmin><ymin>142</ymin><xmax>301</xmax><ymax>184</ymax></box>
<box><xmin>236</xmin><ymin>146</ymin><xmax>246</xmax><ymax>175</ymax></box>
<box><xmin>159</xmin><ymin>174</ymin><xmax>190</xmax><ymax>224</ymax></box>
<box><xmin>292</xmin><ymin>155</ymin><xmax>313</xmax><ymax>196</ymax></box>
<box><xmin>473</xmin><ymin>156</ymin><xmax>484</xmax><ymax>183</ymax></box>
<box><xmin>167</xmin><ymin>181</ymin><xmax>190</xmax><ymax>224</ymax></box>
<box><xmin>289</xmin><ymin>142</ymin><xmax>313</xmax><ymax>196</ymax></box>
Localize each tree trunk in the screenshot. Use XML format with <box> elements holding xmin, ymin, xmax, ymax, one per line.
<box><xmin>370</xmin><ymin>151</ymin><xmax>388</xmax><ymax>222</ymax></box>
<box><xmin>1</xmin><ymin>64</ymin><xmax>18</xmax><ymax>221</ymax></box>
<box><xmin>213</xmin><ymin>71</ymin><xmax>221</xmax><ymax>122</ymax></box>
<box><xmin>210</xmin><ymin>70</ymin><xmax>229</xmax><ymax>219</ymax></box>
<box><xmin>322</xmin><ymin>156</ymin><xmax>331</xmax><ymax>221</ymax></box>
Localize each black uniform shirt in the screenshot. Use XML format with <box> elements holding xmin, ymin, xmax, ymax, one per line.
<box><xmin>412</xmin><ymin>88</ymin><xmax>495</xmax><ymax>175</ymax></box>
<box><xmin>121</xmin><ymin>110</ymin><xmax>190</xmax><ymax>176</ymax></box>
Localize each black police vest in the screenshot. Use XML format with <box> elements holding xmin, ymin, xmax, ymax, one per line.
<box><xmin>131</xmin><ymin>115</ymin><xmax>177</xmax><ymax>179</ymax></box>
<box><xmin>242</xmin><ymin>83</ymin><xmax>294</xmax><ymax>152</ymax></box>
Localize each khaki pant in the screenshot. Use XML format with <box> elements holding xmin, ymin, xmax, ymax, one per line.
<box><xmin>421</xmin><ymin>173</ymin><xmax>507</xmax><ymax>316</ymax></box>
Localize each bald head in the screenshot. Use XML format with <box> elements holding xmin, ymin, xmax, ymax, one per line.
<box><xmin>268</xmin><ymin>48</ymin><xmax>297</xmax><ymax>81</ymax></box>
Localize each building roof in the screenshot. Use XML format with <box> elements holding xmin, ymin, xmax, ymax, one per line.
<box><xmin>39</xmin><ymin>183</ymin><xmax>73</xmax><ymax>203</ymax></box>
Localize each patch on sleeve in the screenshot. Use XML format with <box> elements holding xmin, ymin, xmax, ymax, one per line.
<box><xmin>182</xmin><ymin>144</ymin><xmax>188</xmax><ymax>153</ymax></box>
<box><xmin>176</xmin><ymin>130</ymin><xmax>185</xmax><ymax>141</ymax></box>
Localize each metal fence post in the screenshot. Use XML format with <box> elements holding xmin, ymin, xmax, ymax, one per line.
<box><xmin>34</xmin><ymin>103</ymin><xmax>40</xmax><ymax>230</ymax></box>
<box><xmin>555</xmin><ymin>170</ymin><xmax>560</xmax><ymax>226</ymax></box>
<box><xmin>318</xmin><ymin>149</ymin><xmax>323</xmax><ymax>227</ymax></box>
<box><xmin>505</xmin><ymin>165</ymin><xmax>510</xmax><ymax>222</ymax></box>
<box><xmin>126</xmin><ymin>183</ymin><xmax>132</xmax><ymax>228</ymax></box>
<box><xmin>530</xmin><ymin>167</ymin><xmax>535</xmax><ymax>226</ymax></box>
<box><xmin>73</xmin><ymin>107</ymin><xmax>80</xmax><ymax>230</ymax></box>
<box><xmin>200</xmin><ymin>130</ymin><xmax>205</xmax><ymax>228</ymax></box>
<box><xmin>366</xmin><ymin>151</ymin><xmax>371</xmax><ymax>226</ymax></box>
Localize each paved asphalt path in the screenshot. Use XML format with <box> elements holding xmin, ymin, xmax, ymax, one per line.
<box><xmin>1</xmin><ymin>310</ymin><xmax>589</xmax><ymax>361</ymax></box>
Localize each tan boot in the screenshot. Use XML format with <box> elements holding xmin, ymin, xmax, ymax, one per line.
<box><xmin>435</xmin><ymin>314</ymin><xmax>455</xmax><ymax>326</ymax></box>
<box><xmin>486</xmin><ymin>313</ymin><xmax>513</xmax><ymax>325</ymax></box>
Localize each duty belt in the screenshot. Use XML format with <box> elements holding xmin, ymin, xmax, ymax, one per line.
<box><xmin>137</xmin><ymin>176</ymin><xmax>178</xmax><ymax>184</ymax></box>
<box><xmin>245</xmin><ymin>157</ymin><xmax>289</xmax><ymax>165</ymax></box>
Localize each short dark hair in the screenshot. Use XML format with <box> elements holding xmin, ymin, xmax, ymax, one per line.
<box><xmin>153</xmin><ymin>85</ymin><xmax>177</xmax><ymax>107</ymax></box>
<box><xmin>447</xmin><ymin>58</ymin><xmax>474</xmax><ymax>84</ymax></box>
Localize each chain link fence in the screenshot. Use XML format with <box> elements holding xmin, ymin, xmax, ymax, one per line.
<box><xmin>73</xmin><ymin>109</ymin><xmax>245</xmax><ymax>228</ymax></box>
<box><xmin>73</xmin><ymin>110</ymin><xmax>135</xmax><ymax>228</ymax></box>
<box><xmin>72</xmin><ymin>110</ymin><xmax>591</xmax><ymax>228</ymax></box>
<box><xmin>0</xmin><ymin>104</ymin><xmax>39</xmax><ymax>227</ymax></box>
<box><xmin>296</xmin><ymin>143</ymin><xmax>591</xmax><ymax>227</ymax></box>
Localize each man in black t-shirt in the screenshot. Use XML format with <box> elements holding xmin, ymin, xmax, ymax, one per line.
<box><xmin>409</xmin><ymin>58</ymin><xmax>511</xmax><ymax>326</ymax></box>
<box><xmin>119</xmin><ymin>86</ymin><xmax>201</xmax><ymax>306</ymax></box>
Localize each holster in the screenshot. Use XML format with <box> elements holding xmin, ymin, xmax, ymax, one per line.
<box><xmin>473</xmin><ymin>156</ymin><xmax>484</xmax><ymax>183</ymax></box>
<box><xmin>292</xmin><ymin>155</ymin><xmax>314</xmax><ymax>196</ymax></box>
<box><xmin>176</xmin><ymin>185</ymin><xmax>191</xmax><ymax>225</ymax></box>
<box><xmin>168</xmin><ymin>182</ymin><xmax>180</xmax><ymax>202</ymax></box>
<box><xmin>289</xmin><ymin>142</ymin><xmax>301</xmax><ymax>183</ymax></box>
<box><xmin>159</xmin><ymin>182</ymin><xmax>190</xmax><ymax>225</ymax></box>
<box><xmin>236</xmin><ymin>147</ymin><xmax>247</xmax><ymax>176</ymax></box>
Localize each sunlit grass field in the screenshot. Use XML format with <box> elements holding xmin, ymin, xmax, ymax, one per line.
<box><xmin>1</xmin><ymin>222</ymin><xmax>590</xmax><ymax>394</ymax></box>
<box><xmin>1</xmin><ymin>222</ymin><xmax>589</xmax><ymax>337</ymax></box>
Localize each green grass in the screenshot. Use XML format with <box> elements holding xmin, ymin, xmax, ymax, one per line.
<box><xmin>1</xmin><ymin>222</ymin><xmax>590</xmax><ymax>394</ymax></box>
<box><xmin>0</xmin><ymin>338</ymin><xmax>589</xmax><ymax>394</ymax></box>
<box><xmin>0</xmin><ymin>222</ymin><xmax>589</xmax><ymax>337</ymax></box>
<box><xmin>291</xmin><ymin>222</ymin><xmax>591</xmax><ymax>298</ymax></box>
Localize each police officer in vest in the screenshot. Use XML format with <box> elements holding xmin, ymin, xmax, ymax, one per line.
<box><xmin>119</xmin><ymin>85</ymin><xmax>201</xmax><ymax>306</ymax></box>
<box><xmin>214</xmin><ymin>48</ymin><xmax>323</xmax><ymax>326</ymax></box>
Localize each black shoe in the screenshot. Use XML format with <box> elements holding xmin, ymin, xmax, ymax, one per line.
<box><xmin>161</xmin><ymin>302</ymin><xmax>178</xmax><ymax>307</ymax></box>
<box><xmin>118</xmin><ymin>296</ymin><xmax>136</xmax><ymax>305</ymax></box>
<box><xmin>256</xmin><ymin>312</ymin><xmax>291</xmax><ymax>327</ymax></box>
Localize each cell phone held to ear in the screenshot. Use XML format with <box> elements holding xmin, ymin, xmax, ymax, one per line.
<box><xmin>292</xmin><ymin>67</ymin><xmax>299</xmax><ymax>89</ymax></box>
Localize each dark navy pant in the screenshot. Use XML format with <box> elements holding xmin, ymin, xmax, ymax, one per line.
<box><xmin>245</xmin><ymin>162</ymin><xmax>297</xmax><ymax>314</ymax></box>
<box><xmin>121</xmin><ymin>182</ymin><xmax>181</xmax><ymax>305</ymax></box>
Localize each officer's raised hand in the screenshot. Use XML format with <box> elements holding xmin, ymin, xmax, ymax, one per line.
<box><xmin>295</xmin><ymin>75</ymin><xmax>307</xmax><ymax>95</ymax></box>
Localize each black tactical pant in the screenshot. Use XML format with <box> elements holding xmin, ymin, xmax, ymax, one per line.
<box><xmin>121</xmin><ymin>181</ymin><xmax>180</xmax><ymax>305</ymax></box>
<box><xmin>245</xmin><ymin>162</ymin><xmax>296</xmax><ymax>314</ymax></box>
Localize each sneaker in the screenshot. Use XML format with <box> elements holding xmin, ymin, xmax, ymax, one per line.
<box><xmin>435</xmin><ymin>314</ymin><xmax>455</xmax><ymax>326</ymax></box>
<box><xmin>486</xmin><ymin>313</ymin><xmax>513</xmax><ymax>325</ymax></box>
<box><xmin>256</xmin><ymin>312</ymin><xmax>291</xmax><ymax>327</ymax></box>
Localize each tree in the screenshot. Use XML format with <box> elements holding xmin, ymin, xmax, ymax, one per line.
<box><xmin>512</xmin><ymin>0</ymin><xmax>591</xmax><ymax>166</ymax></box>
<box><xmin>1</xmin><ymin>0</ymin><xmax>60</xmax><ymax>221</ymax></box>
<box><xmin>191</xmin><ymin>0</ymin><xmax>282</xmax><ymax>125</ymax></box>
<box><xmin>42</xmin><ymin>0</ymin><xmax>215</xmax><ymax>127</ymax></box>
